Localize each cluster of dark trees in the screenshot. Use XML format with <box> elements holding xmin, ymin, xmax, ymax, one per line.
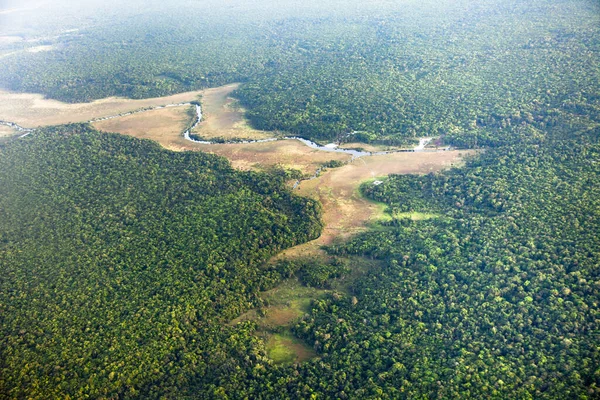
<box><xmin>0</xmin><ymin>125</ymin><xmax>322</xmax><ymax>398</ymax></box>
<box><xmin>274</xmin><ymin>258</ymin><xmax>350</xmax><ymax>289</ymax></box>
<box><xmin>1</xmin><ymin>1</ymin><xmax>597</xmax><ymax>146</ymax></box>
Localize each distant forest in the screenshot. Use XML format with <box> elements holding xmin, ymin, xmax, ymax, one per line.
<box><xmin>0</xmin><ymin>0</ymin><xmax>598</xmax><ymax>145</ymax></box>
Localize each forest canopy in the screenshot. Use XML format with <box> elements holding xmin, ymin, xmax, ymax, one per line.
<box><xmin>0</xmin><ymin>0</ymin><xmax>599</xmax><ymax>398</ymax></box>
<box><xmin>0</xmin><ymin>0</ymin><xmax>598</xmax><ymax>144</ymax></box>
<box><xmin>0</xmin><ymin>126</ymin><xmax>322</xmax><ymax>398</ymax></box>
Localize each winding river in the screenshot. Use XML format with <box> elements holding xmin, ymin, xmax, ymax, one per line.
<box><xmin>5</xmin><ymin>100</ymin><xmax>444</xmax><ymax>157</ymax></box>
<box><xmin>180</xmin><ymin>103</ymin><xmax>440</xmax><ymax>157</ymax></box>
<box><xmin>0</xmin><ymin>120</ymin><xmax>34</xmax><ymax>138</ymax></box>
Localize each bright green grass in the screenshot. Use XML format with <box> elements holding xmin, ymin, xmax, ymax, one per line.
<box><xmin>266</xmin><ymin>333</ymin><xmax>316</xmax><ymax>365</ymax></box>
<box><xmin>394</xmin><ymin>211</ymin><xmax>441</xmax><ymax>220</ymax></box>
<box><xmin>266</xmin><ymin>334</ymin><xmax>297</xmax><ymax>364</ymax></box>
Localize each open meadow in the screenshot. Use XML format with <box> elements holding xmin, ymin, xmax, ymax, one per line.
<box><xmin>91</xmin><ymin>106</ymin><xmax>192</xmax><ymax>147</ymax></box>
<box><xmin>0</xmin><ymin>88</ymin><xmax>204</xmax><ymax>127</ymax></box>
<box><xmin>191</xmin><ymin>83</ymin><xmax>274</xmax><ymax>141</ymax></box>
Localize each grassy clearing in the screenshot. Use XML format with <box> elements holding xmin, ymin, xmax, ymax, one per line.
<box><xmin>266</xmin><ymin>333</ymin><xmax>317</xmax><ymax>365</ymax></box>
<box><xmin>230</xmin><ymin>277</ymin><xmax>325</xmax><ymax>365</ymax></box>
<box><xmin>0</xmin><ymin>125</ymin><xmax>17</xmax><ymax>138</ymax></box>
<box><xmin>194</xmin><ymin>140</ymin><xmax>351</xmax><ymax>173</ymax></box>
<box><xmin>337</xmin><ymin>142</ymin><xmax>404</xmax><ymax>152</ymax></box>
<box><xmin>92</xmin><ymin>106</ymin><xmax>191</xmax><ymax>149</ymax></box>
<box><xmin>191</xmin><ymin>83</ymin><xmax>274</xmax><ymax>141</ymax></box>
<box><xmin>0</xmin><ymin>88</ymin><xmax>204</xmax><ymax>128</ymax></box>
<box><xmin>231</xmin><ymin>255</ymin><xmax>378</xmax><ymax>365</ymax></box>
<box><xmin>231</xmin><ymin>277</ymin><xmax>328</xmax><ymax>327</ymax></box>
<box><xmin>233</xmin><ymin>255</ymin><xmax>379</xmax><ymax>327</ymax></box>
<box><xmin>394</xmin><ymin>211</ymin><xmax>441</xmax><ymax>220</ymax></box>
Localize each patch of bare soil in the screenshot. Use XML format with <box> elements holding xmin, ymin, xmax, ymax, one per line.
<box><xmin>0</xmin><ymin>89</ymin><xmax>204</xmax><ymax>128</ymax></box>
<box><xmin>275</xmin><ymin>150</ymin><xmax>475</xmax><ymax>260</ymax></box>
<box><xmin>91</xmin><ymin>106</ymin><xmax>191</xmax><ymax>146</ymax></box>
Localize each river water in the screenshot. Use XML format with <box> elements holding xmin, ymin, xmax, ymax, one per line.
<box><xmin>181</xmin><ymin>103</ymin><xmax>440</xmax><ymax>157</ymax></box>
<box><xmin>8</xmin><ymin>100</ymin><xmax>445</xmax><ymax>157</ymax></box>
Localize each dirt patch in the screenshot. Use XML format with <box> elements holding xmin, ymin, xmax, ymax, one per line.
<box><xmin>0</xmin><ymin>89</ymin><xmax>204</xmax><ymax>128</ymax></box>
<box><xmin>0</xmin><ymin>125</ymin><xmax>17</xmax><ymax>137</ymax></box>
<box><xmin>265</xmin><ymin>308</ymin><xmax>302</xmax><ymax>327</ymax></box>
<box><xmin>229</xmin><ymin>307</ymin><xmax>302</xmax><ymax>330</ymax></box>
<box><xmin>1</xmin><ymin>45</ymin><xmax>55</xmax><ymax>59</ymax></box>
<box><xmin>91</xmin><ymin>106</ymin><xmax>191</xmax><ymax>145</ymax></box>
<box><xmin>192</xmin><ymin>83</ymin><xmax>273</xmax><ymax>141</ymax></box>
<box><xmin>275</xmin><ymin>150</ymin><xmax>475</xmax><ymax>260</ymax></box>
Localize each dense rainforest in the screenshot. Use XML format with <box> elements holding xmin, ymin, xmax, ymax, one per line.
<box><xmin>0</xmin><ymin>0</ymin><xmax>599</xmax><ymax>398</ymax></box>
<box><xmin>0</xmin><ymin>126</ymin><xmax>322</xmax><ymax>398</ymax></box>
<box><xmin>156</xmin><ymin>111</ymin><xmax>597</xmax><ymax>399</ymax></box>
<box><xmin>309</xmin><ymin>124</ymin><xmax>600</xmax><ymax>399</ymax></box>
<box><xmin>1</xmin><ymin>0</ymin><xmax>598</xmax><ymax>144</ymax></box>
<box><xmin>1</xmin><ymin>121</ymin><xmax>598</xmax><ymax>399</ymax></box>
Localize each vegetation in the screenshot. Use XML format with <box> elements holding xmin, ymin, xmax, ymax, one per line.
<box><xmin>1</xmin><ymin>1</ymin><xmax>598</xmax><ymax>145</ymax></box>
<box><xmin>185</xmin><ymin>113</ymin><xmax>599</xmax><ymax>399</ymax></box>
<box><xmin>266</xmin><ymin>334</ymin><xmax>299</xmax><ymax>365</ymax></box>
<box><xmin>265</xmin><ymin>333</ymin><xmax>316</xmax><ymax>365</ymax></box>
<box><xmin>0</xmin><ymin>125</ymin><xmax>322</xmax><ymax>398</ymax></box>
<box><xmin>0</xmin><ymin>0</ymin><xmax>598</xmax><ymax>398</ymax></box>
<box><xmin>274</xmin><ymin>258</ymin><xmax>351</xmax><ymax>289</ymax></box>
<box><xmin>321</xmin><ymin>159</ymin><xmax>345</xmax><ymax>169</ymax></box>
<box><xmin>297</xmin><ymin>120</ymin><xmax>600</xmax><ymax>398</ymax></box>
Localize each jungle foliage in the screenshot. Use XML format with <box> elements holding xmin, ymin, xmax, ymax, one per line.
<box><xmin>1</xmin><ymin>0</ymin><xmax>598</xmax><ymax>144</ymax></box>
<box><xmin>186</xmin><ymin>114</ymin><xmax>599</xmax><ymax>400</ymax></box>
<box><xmin>0</xmin><ymin>126</ymin><xmax>322</xmax><ymax>398</ymax></box>
<box><xmin>294</xmin><ymin>123</ymin><xmax>600</xmax><ymax>398</ymax></box>
<box><xmin>0</xmin><ymin>0</ymin><xmax>599</xmax><ymax>398</ymax></box>
<box><xmin>274</xmin><ymin>258</ymin><xmax>351</xmax><ymax>289</ymax></box>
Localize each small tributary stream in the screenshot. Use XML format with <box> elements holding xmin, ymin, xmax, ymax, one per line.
<box><xmin>5</xmin><ymin>101</ymin><xmax>444</xmax><ymax>158</ymax></box>
<box><xmin>181</xmin><ymin>103</ymin><xmax>439</xmax><ymax>157</ymax></box>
